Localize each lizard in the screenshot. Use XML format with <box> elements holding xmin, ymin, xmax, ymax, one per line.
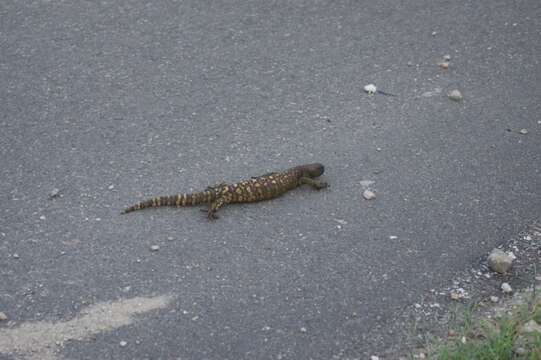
<box><xmin>121</xmin><ymin>163</ymin><xmax>328</xmax><ymax>220</ymax></box>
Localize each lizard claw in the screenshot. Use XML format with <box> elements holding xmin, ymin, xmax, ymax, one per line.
<box><xmin>316</xmin><ymin>182</ymin><xmax>329</xmax><ymax>190</ymax></box>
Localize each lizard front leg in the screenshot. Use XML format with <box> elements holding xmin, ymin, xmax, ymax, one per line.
<box><xmin>299</xmin><ymin>177</ymin><xmax>328</xmax><ymax>190</ymax></box>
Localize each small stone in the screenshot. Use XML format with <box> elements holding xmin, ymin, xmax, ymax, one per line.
<box><xmin>443</xmin><ymin>54</ymin><xmax>452</xmax><ymax>61</ymax></box>
<box><xmin>150</xmin><ymin>245</ymin><xmax>160</xmax><ymax>252</ymax></box>
<box><xmin>450</xmin><ymin>287</ymin><xmax>467</xmax><ymax>300</ymax></box>
<box><xmin>364</xmin><ymin>84</ymin><xmax>377</xmax><ymax>95</ymax></box>
<box><xmin>414</xmin><ymin>303</ymin><xmax>422</xmax><ymax>309</ymax></box>
<box><xmin>370</xmin><ymin>356</ymin><xmax>380</xmax><ymax>360</ymax></box>
<box><xmin>300</xmin><ymin>327</ymin><xmax>307</xmax><ymax>333</ymax></box>
<box><xmin>363</xmin><ymin>189</ymin><xmax>376</xmax><ymax>200</ymax></box>
<box><xmin>501</xmin><ymin>282</ymin><xmax>513</xmax><ymax>293</ymax></box>
<box><xmin>488</xmin><ymin>248</ymin><xmax>514</xmax><ymax>273</ymax></box>
<box><xmin>389</xmin><ymin>235</ymin><xmax>398</xmax><ymax>240</ymax></box>
<box><xmin>0</xmin><ymin>312</ymin><xmax>8</xmax><ymax>321</ymax></box>
<box><xmin>49</xmin><ymin>188</ymin><xmax>61</xmax><ymax>199</ymax></box>
<box><xmin>12</xmin><ymin>253</ymin><xmax>20</xmax><ymax>259</ymax></box>
<box><xmin>448</xmin><ymin>89</ymin><xmax>463</xmax><ymax>101</ymax></box>
<box><xmin>39</xmin><ymin>215</ymin><xmax>46</xmax><ymax>220</ymax></box>
<box><xmin>490</xmin><ymin>296</ymin><xmax>499</xmax><ymax>303</ymax></box>
<box><xmin>519</xmin><ymin>128</ymin><xmax>528</xmax><ymax>134</ymax></box>
<box><xmin>108</xmin><ymin>184</ymin><xmax>115</xmax><ymax>190</ymax></box>
<box><xmin>520</xmin><ymin>320</ymin><xmax>541</xmax><ymax>334</ymax></box>
<box><xmin>119</xmin><ymin>341</ymin><xmax>127</xmax><ymax>347</ymax></box>
<box><xmin>439</xmin><ymin>62</ymin><xmax>449</xmax><ymax>70</ymax></box>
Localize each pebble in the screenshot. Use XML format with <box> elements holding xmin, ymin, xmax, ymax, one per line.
<box><xmin>487</xmin><ymin>248</ymin><xmax>514</xmax><ymax>274</ymax></box>
<box><xmin>448</xmin><ymin>89</ymin><xmax>463</xmax><ymax>101</ymax></box>
<box><xmin>370</xmin><ymin>356</ymin><xmax>380</xmax><ymax>360</ymax></box>
<box><xmin>119</xmin><ymin>341</ymin><xmax>127</xmax><ymax>347</ymax></box>
<box><xmin>150</xmin><ymin>245</ymin><xmax>160</xmax><ymax>252</ymax></box>
<box><xmin>300</xmin><ymin>327</ymin><xmax>307</xmax><ymax>333</ymax></box>
<box><xmin>520</xmin><ymin>320</ymin><xmax>541</xmax><ymax>334</ymax></box>
<box><xmin>443</xmin><ymin>54</ymin><xmax>452</xmax><ymax>61</ymax></box>
<box><xmin>490</xmin><ymin>296</ymin><xmax>499</xmax><ymax>303</ymax></box>
<box><xmin>501</xmin><ymin>282</ymin><xmax>513</xmax><ymax>293</ymax></box>
<box><xmin>364</xmin><ymin>84</ymin><xmax>377</xmax><ymax>95</ymax></box>
<box><xmin>450</xmin><ymin>288</ymin><xmax>467</xmax><ymax>300</ymax></box>
<box><xmin>12</xmin><ymin>253</ymin><xmax>20</xmax><ymax>259</ymax></box>
<box><xmin>0</xmin><ymin>312</ymin><xmax>8</xmax><ymax>321</ymax></box>
<box><xmin>363</xmin><ymin>189</ymin><xmax>376</xmax><ymax>200</ymax></box>
<box><xmin>108</xmin><ymin>184</ymin><xmax>115</xmax><ymax>190</ymax></box>
<box><xmin>519</xmin><ymin>128</ymin><xmax>528</xmax><ymax>134</ymax></box>
<box><xmin>49</xmin><ymin>188</ymin><xmax>61</xmax><ymax>199</ymax></box>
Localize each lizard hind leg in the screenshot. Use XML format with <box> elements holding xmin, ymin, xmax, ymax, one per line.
<box><xmin>206</xmin><ymin>196</ymin><xmax>227</xmax><ymax>220</ymax></box>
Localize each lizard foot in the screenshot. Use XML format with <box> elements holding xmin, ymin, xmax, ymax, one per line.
<box><xmin>201</xmin><ymin>209</ymin><xmax>219</xmax><ymax>220</ymax></box>
<box><xmin>315</xmin><ymin>182</ymin><xmax>329</xmax><ymax>190</ymax></box>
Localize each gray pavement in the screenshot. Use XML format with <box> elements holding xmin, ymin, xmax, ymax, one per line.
<box><xmin>1</xmin><ymin>0</ymin><xmax>540</xmax><ymax>359</ymax></box>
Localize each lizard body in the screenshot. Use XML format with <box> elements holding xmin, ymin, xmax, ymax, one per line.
<box><xmin>122</xmin><ymin>163</ymin><xmax>327</xmax><ymax>219</ymax></box>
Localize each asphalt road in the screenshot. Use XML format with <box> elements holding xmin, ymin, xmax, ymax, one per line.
<box><xmin>1</xmin><ymin>1</ymin><xmax>540</xmax><ymax>359</ymax></box>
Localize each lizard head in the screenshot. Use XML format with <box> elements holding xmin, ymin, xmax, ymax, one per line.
<box><xmin>299</xmin><ymin>163</ymin><xmax>325</xmax><ymax>178</ymax></box>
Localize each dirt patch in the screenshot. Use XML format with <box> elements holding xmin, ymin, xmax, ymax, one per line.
<box><xmin>0</xmin><ymin>295</ymin><xmax>173</xmax><ymax>360</ymax></box>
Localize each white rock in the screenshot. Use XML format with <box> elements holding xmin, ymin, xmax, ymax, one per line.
<box><xmin>490</xmin><ymin>296</ymin><xmax>499</xmax><ymax>303</ymax></box>
<box><xmin>450</xmin><ymin>288</ymin><xmax>466</xmax><ymax>300</ymax></box>
<box><xmin>501</xmin><ymin>282</ymin><xmax>513</xmax><ymax>293</ymax></box>
<box><xmin>108</xmin><ymin>184</ymin><xmax>115</xmax><ymax>190</ymax></box>
<box><xmin>519</xmin><ymin>128</ymin><xmax>528</xmax><ymax>134</ymax></box>
<box><xmin>364</xmin><ymin>84</ymin><xmax>377</xmax><ymax>95</ymax></box>
<box><xmin>300</xmin><ymin>327</ymin><xmax>307</xmax><ymax>333</ymax></box>
<box><xmin>370</xmin><ymin>356</ymin><xmax>380</xmax><ymax>360</ymax></box>
<box><xmin>0</xmin><ymin>312</ymin><xmax>8</xmax><ymax>321</ymax></box>
<box><xmin>150</xmin><ymin>245</ymin><xmax>160</xmax><ymax>252</ymax></box>
<box><xmin>363</xmin><ymin>189</ymin><xmax>376</xmax><ymax>200</ymax></box>
<box><xmin>443</xmin><ymin>54</ymin><xmax>452</xmax><ymax>61</ymax></box>
<box><xmin>448</xmin><ymin>89</ymin><xmax>463</xmax><ymax>101</ymax></box>
<box><xmin>488</xmin><ymin>249</ymin><xmax>514</xmax><ymax>273</ymax></box>
<box><xmin>12</xmin><ymin>253</ymin><xmax>20</xmax><ymax>259</ymax></box>
<box><xmin>520</xmin><ymin>320</ymin><xmax>541</xmax><ymax>334</ymax></box>
<box><xmin>119</xmin><ymin>341</ymin><xmax>127</xmax><ymax>347</ymax></box>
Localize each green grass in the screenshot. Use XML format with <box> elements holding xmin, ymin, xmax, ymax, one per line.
<box><xmin>432</xmin><ymin>299</ymin><xmax>541</xmax><ymax>360</ymax></box>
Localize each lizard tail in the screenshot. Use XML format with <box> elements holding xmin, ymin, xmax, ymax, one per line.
<box><xmin>121</xmin><ymin>191</ymin><xmax>214</xmax><ymax>214</ymax></box>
